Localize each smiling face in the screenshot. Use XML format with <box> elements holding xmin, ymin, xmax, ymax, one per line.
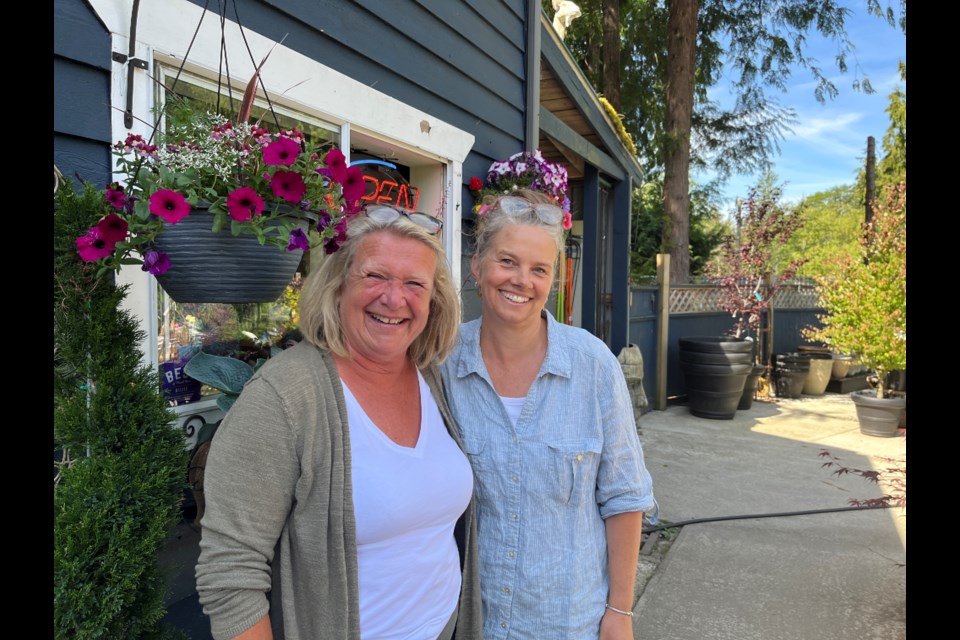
<box><xmin>339</xmin><ymin>231</ymin><xmax>437</xmax><ymax>365</ymax></box>
<box><xmin>472</xmin><ymin>223</ymin><xmax>557</xmax><ymax>329</ymax></box>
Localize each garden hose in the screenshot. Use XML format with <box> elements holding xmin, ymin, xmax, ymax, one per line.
<box><xmin>642</xmin><ymin>503</ymin><xmax>893</xmax><ymax>535</ymax></box>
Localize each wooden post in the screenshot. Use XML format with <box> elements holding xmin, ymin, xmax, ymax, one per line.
<box><xmin>656</xmin><ymin>253</ymin><xmax>670</xmax><ymax>410</ymax></box>
<box><xmin>865</xmin><ymin>136</ymin><xmax>876</xmax><ymax>226</ymax></box>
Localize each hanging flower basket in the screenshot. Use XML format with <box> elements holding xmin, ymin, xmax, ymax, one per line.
<box><xmin>152</xmin><ymin>205</ymin><xmax>308</xmax><ymax>304</ymax></box>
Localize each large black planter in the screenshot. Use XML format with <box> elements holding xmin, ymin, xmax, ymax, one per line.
<box><xmin>850</xmin><ymin>390</ymin><xmax>906</xmax><ymax>437</ymax></box>
<box><xmin>153</xmin><ymin>207</ymin><xmax>306</xmax><ymax>304</ymax></box>
<box><xmin>679</xmin><ymin>337</ymin><xmax>754</xmax><ymax>419</ymax></box>
<box><xmin>738</xmin><ymin>364</ymin><xmax>768</xmax><ymax>410</ymax></box>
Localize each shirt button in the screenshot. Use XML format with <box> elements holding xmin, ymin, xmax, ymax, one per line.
<box><xmin>504</xmin><ymin>586</ymin><xmax>511</xmax><ymax>594</ymax></box>
<box><xmin>511</xmin><ymin>474</ymin><xmax>519</xmax><ymax>482</ymax></box>
<box><xmin>501</xmin><ymin>622</ymin><xmax>507</xmax><ymax>629</ymax></box>
<box><xmin>511</xmin><ymin>513</ymin><xmax>518</xmax><ymax>520</ymax></box>
<box><xmin>508</xmin><ymin>550</ymin><xmax>516</xmax><ymax>558</ymax></box>
<box><xmin>576</xmin><ymin>453</ymin><xmax>583</xmax><ymax>462</ymax></box>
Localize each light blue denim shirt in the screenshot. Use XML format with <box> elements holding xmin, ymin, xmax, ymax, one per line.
<box><xmin>441</xmin><ymin>313</ymin><xmax>658</xmax><ymax>639</ymax></box>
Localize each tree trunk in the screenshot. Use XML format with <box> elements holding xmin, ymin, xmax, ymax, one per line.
<box><xmin>663</xmin><ymin>0</ymin><xmax>698</xmax><ymax>284</ymax></box>
<box><xmin>602</xmin><ymin>0</ymin><xmax>621</xmax><ymax>111</ymax></box>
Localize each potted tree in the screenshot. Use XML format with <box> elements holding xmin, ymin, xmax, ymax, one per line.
<box><xmin>804</xmin><ymin>180</ymin><xmax>906</xmax><ymax>437</ymax></box>
<box><xmin>696</xmin><ymin>181</ymin><xmax>807</xmax><ymax>414</ymax></box>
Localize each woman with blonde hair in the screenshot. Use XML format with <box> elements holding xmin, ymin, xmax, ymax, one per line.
<box><xmin>442</xmin><ymin>189</ymin><xmax>657</xmax><ymax>639</ymax></box>
<box><xmin>197</xmin><ymin>204</ymin><xmax>482</xmax><ymax>640</ymax></box>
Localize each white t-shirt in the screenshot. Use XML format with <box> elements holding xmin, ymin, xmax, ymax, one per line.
<box><xmin>343</xmin><ymin>370</ymin><xmax>473</xmax><ymax>640</ymax></box>
<box><xmin>499</xmin><ymin>395</ymin><xmax>526</xmax><ymax>428</ymax></box>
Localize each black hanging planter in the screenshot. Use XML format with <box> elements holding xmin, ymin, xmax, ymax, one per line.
<box><xmin>679</xmin><ymin>337</ymin><xmax>754</xmax><ymax>419</ymax></box>
<box><xmin>153</xmin><ymin>207</ymin><xmax>306</xmax><ymax>304</ymax></box>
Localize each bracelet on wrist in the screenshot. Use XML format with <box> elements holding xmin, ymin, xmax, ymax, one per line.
<box><xmin>605</xmin><ymin>603</ymin><xmax>634</xmax><ymax>617</ymax></box>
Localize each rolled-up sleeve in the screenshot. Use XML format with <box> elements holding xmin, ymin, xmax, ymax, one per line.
<box><xmin>595</xmin><ymin>351</ymin><xmax>659</xmax><ymax>522</ymax></box>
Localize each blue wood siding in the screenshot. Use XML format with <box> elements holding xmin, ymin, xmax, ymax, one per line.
<box><xmin>195</xmin><ymin>1</ymin><xmax>530</xmax><ymax>183</ymax></box>
<box><xmin>54</xmin><ymin>0</ymin><xmax>112</xmax><ymax>188</ymax></box>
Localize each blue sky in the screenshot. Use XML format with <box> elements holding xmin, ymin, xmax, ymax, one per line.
<box><xmin>694</xmin><ymin>3</ymin><xmax>906</xmax><ymax>210</ymax></box>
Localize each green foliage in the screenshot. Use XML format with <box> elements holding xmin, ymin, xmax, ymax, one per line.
<box><xmin>854</xmin><ymin>62</ymin><xmax>906</xmax><ymax>198</ymax></box>
<box><xmin>183</xmin><ymin>351</ymin><xmax>261</xmax><ymax>414</ymax></box>
<box><xmin>630</xmin><ymin>174</ymin><xmax>729</xmax><ymax>280</ymax></box>
<box><xmin>877</xmin><ymin>62</ymin><xmax>906</xmax><ymax>191</ymax></box>
<box><xmin>54</xmin><ymin>182</ymin><xmax>189</xmax><ymax>639</ymax></box>
<box><xmin>552</xmin><ymin>0</ymin><xmax>904</xmax><ymax>179</ymax></box>
<box><xmin>803</xmin><ymin>181</ymin><xmax>906</xmax><ymax>397</ymax></box>
<box><xmin>778</xmin><ymin>185</ymin><xmax>862</xmax><ymax>278</ymax></box>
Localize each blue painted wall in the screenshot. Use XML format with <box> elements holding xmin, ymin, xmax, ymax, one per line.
<box><xmin>54</xmin><ymin>0</ymin><xmax>113</xmax><ymax>189</ymax></box>
<box><xmin>191</xmin><ymin>0</ymin><xmax>530</xmax><ymax>195</ymax></box>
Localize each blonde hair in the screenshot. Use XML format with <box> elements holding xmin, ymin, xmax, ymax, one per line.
<box><xmin>299</xmin><ymin>214</ymin><xmax>461</xmax><ymax>367</ymax></box>
<box><xmin>473</xmin><ymin>188</ymin><xmax>566</xmax><ymax>272</ymax></box>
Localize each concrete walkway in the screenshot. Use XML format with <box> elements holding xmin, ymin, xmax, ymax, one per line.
<box><xmin>633</xmin><ymin>393</ymin><xmax>906</xmax><ymax>640</ymax></box>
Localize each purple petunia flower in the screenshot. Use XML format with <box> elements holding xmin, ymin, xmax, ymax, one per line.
<box><xmin>97</xmin><ymin>213</ymin><xmax>128</xmax><ymax>244</ymax></box>
<box><xmin>323</xmin><ymin>236</ymin><xmax>341</xmax><ymax>254</ymax></box>
<box><xmin>76</xmin><ymin>227</ymin><xmax>115</xmax><ymax>262</ymax></box>
<box><xmin>340</xmin><ymin>165</ymin><xmax>367</xmax><ymax>203</ymax></box>
<box><xmin>226</xmin><ymin>186</ymin><xmax>265</xmax><ymax>222</ymax></box>
<box><xmin>149</xmin><ymin>189</ymin><xmax>191</xmax><ymax>223</ymax></box>
<box><xmin>271</xmin><ymin>170</ymin><xmax>307</xmax><ymax>203</ymax></box>
<box><xmin>287</xmin><ymin>228</ymin><xmax>310</xmax><ymax>252</ymax></box>
<box><xmin>141</xmin><ymin>249</ymin><xmax>171</xmax><ymax>275</ymax></box>
<box><xmin>317</xmin><ymin>148</ymin><xmax>348</xmax><ymax>184</ymax></box>
<box><xmin>317</xmin><ymin>211</ymin><xmax>333</xmax><ymax>230</ymax></box>
<box><xmin>262</xmin><ymin>137</ymin><xmax>301</xmax><ymax>167</ymax></box>
<box><xmin>106</xmin><ymin>183</ymin><xmax>126</xmax><ymax>210</ymax></box>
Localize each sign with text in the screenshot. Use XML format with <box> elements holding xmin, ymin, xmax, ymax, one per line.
<box><xmin>353</xmin><ymin>159</ymin><xmax>421</xmax><ymax>211</ymax></box>
<box><xmin>160</xmin><ymin>356</ymin><xmax>202</xmax><ymax>405</ymax></box>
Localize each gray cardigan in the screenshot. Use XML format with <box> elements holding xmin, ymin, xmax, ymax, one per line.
<box><xmin>196</xmin><ymin>342</ymin><xmax>482</xmax><ymax>639</ymax></box>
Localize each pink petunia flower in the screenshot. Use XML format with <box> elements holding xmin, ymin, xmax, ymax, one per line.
<box><xmin>262</xmin><ymin>137</ymin><xmax>301</xmax><ymax>167</ymax></box>
<box><xmin>317</xmin><ymin>148</ymin><xmax>348</xmax><ymax>184</ymax></box>
<box><xmin>562</xmin><ymin>210</ymin><xmax>573</xmax><ymax>231</ymax></box>
<box><xmin>226</xmin><ymin>186</ymin><xmax>265</xmax><ymax>221</ymax></box>
<box><xmin>141</xmin><ymin>250</ymin><xmax>171</xmax><ymax>275</ymax></box>
<box><xmin>271</xmin><ymin>170</ymin><xmax>307</xmax><ymax>203</ymax></box>
<box><xmin>287</xmin><ymin>228</ymin><xmax>310</xmax><ymax>251</ymax></box>
<box><xmin>149</xmin><ymin>189</ymin><xmax>191</xmax><ymax>223</ymax></box>
<box><xmin>106</xmin><ymin>183</ymin><xmax>126</xmax><ymax>210</ymax></box>
<box><xmin>97</xmin><ymin>213</ymin><xmax>129</xmax><ymax>244</ymax></box>
<box><xmin>76</xmin><ymin>227</ymin><xmax>115</xmax><ymax>262</ymax></box>
<box><xmin>340</xmin><ymin>165</ymin><xmax>366</xmax><ymax>203</ymax></box>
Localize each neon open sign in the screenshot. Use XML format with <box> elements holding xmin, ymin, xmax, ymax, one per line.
<box><xmin>351</xmin><ymin>159</ymin><xmax>420</xmax><ymax>211</ymax></box>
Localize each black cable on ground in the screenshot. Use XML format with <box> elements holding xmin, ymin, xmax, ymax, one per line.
<box><xmin>642</xmin><ymin>504</ymin><xmax>892</xmax><ymax>535</ymax></box>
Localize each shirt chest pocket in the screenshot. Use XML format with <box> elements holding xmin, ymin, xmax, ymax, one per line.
<box><xmin>547</xmin><ymin>438</ymin><xmax>603</xmax><ymax>505</ymax></box>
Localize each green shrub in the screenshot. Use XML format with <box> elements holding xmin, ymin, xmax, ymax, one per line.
<box><xmin>54</xmin><ymin>181</ymin><xmax>189</xmax><ymax>639</ymax></box>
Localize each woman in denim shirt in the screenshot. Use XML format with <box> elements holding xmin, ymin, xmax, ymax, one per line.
<box><xmin>442</xmin><ymin>190</ymin><xmax>657</xmax><ymax>639</ymax></box>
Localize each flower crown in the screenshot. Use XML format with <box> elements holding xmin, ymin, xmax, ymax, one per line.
<box><xmin>468</xmin><ymin>149</ymin><xmax>572</xmax><ymax>230</ymax></box>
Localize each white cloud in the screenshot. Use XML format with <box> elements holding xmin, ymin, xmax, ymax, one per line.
<box><xmin>791</xmin><ymin>111</ymin><xmax>863</xmax><ymax>138</ymax></box>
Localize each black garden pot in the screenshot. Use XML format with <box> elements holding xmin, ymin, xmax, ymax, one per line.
<box><xmin>771</xmin><ymin>352</ymin><xmax>810</xmax><ymax>399</ymax></box>
<box><xmin>679</xmin><ymin>337</ymin><xmax>754</xmax><ymax>419</ymax></box>
<box><xmin>738</xmin><ymin>364</ymin><xmax>768</xmax><ymax>410</ymax></box>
